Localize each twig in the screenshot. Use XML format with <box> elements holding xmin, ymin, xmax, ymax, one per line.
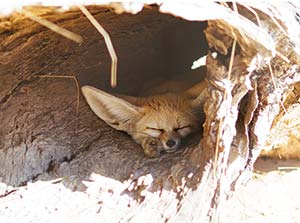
<box><xmin>278</xmin><ymin>166</ymin><xmax>300</xmax><ymax>171</ymax></box>
<box><xmin>227</xmin><ymin>38</ymin><xmax>237</xmax><ymax>80</ymax></box>
<box><xmin>232</xmin><ymin>2</ymin><xmax>239</xmax><ymax>14</ymax></box>
<box><xmin>78</xmin><ymin>5</ymin><xmax>118</xmax><ymax>88</ymax></box>
<box><xmin>37</xmin><ymin>75</ymin><xmax>80</xmax><ymax>115</ymax></box>
<box><xmin>240</xmin><ymin>4</ymin><xmax>262</xmax><ymax>27</ymax></box>
<box><xmin>22</xmin><ymin>9</ymin><xmax>83</xmax><ymax>44</ymax></box>
<box><xmin>275</xmin><ymin>51</ymin><xmax>290</xmax><ymax>64</ymax></box>
<box><xmin>0</xmin><ymin>188</ymin><xmax>18</xmax><ymax>198</ymax></box>
<box><xmin>263</xmin><ymin>7</ymin><xmax>289</xmax><ymax>37</ymax></box>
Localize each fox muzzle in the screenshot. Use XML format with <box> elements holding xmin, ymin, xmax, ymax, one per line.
<box><xmin>163</xmin><ymin>132</ymin><xmax>181</xmax><ymax>152</ymax></box>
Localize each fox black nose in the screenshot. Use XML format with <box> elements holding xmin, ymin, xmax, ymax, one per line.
<box><xmin>166</xmin><ymin>139</ymin><xmax>176</xmax><ymax>148</ymax></box>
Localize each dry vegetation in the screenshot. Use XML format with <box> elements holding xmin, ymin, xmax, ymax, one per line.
<box><xmin>1</xmin><ymin>1</ymin><xmax>300</xmax><ymax>223</ymax></box>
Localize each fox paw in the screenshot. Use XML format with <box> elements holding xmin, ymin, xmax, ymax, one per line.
<box><xmin>142</xmin><ymin>137</ymin><xmax>163</xmax><ymax>158</ymax></box>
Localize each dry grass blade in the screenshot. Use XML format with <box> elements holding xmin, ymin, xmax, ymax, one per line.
<box><xmin>242</xmin><ymin>2</ymin><xmax>288</xmax><ymax>37</ymax></box>
<box><xmin>78</xmin><ymin>5</ymin><xmax>118</xmax><ymax>88</ymax></box>
<box><xmin>240</xmin><ymin>4</ymin><xmax>262</xmax><ymax>28</ymax></box>
<box><xmin>277</xmin><ymin>166</ymin><xmax>300</xmax><ymax>171</ymax></box>
<box><xmin>37</xmin><ymin>75</ymin><xmax>80</xmax><ymax>115</ymax></box>
<box><xmin>275</xmin><ymin>51</ymin><xmax>290</xmax><ymax>64</ymax></box>
<box><xmin>227</xmin><ymin>38</ymin><xmax>237</xmax><ymax>80</ymax></box>
<box><xmin>22</xmin><ymin>9</ymin><xmax>83</xmax><ymax>44</ymax></box>
<box><xmin>213</xmin><ymin>38</ymin><xmax>237</xmax><ymax>176</ymax></box>
<box><xmin>240</xmin><ymin>3</ymin><xmax>290</xmax><ymax>64</ymax></box>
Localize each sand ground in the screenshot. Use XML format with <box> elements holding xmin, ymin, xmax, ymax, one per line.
<box><xmin>0</xmin><ymin>158</ymin><xmax>299</xmax><ymax>223</ymax></box>
<box><xmin>221</xmin><ymin>158</ymin><xmax>300</xmax><ymax>223</ymax></box>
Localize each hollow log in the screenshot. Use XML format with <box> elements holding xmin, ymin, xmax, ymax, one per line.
<box><xmin>0</xmin><ymin>4</ymin><xmax>300</xmax><ymax>222</ymax></box>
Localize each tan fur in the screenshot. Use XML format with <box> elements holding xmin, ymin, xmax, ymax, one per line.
<box><xmin>82</xmin><ymin>78</ymin><xmax>300</xmax><ymax>159</ymax></box>
<box><xmin>82</xmin><ymin>80</ymin><xmax>207</xmax><ymax>158</ymax></box>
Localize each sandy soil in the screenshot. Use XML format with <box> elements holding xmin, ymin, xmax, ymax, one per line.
<box><xmin>0</xmin><ymin>158</ymin><xmax>299</xmax><ymax>223</ymax></box>
<box><xmin>221</xmin><ymin>158</ymin><xmax>300</xmax><ymax>223</ymax></box>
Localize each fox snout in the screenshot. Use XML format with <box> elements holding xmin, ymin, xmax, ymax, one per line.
<box><xmin>142</xmin><ymin>133</ymin><xmax>181</xmax><ymax>158</ymax></box>
<box><xmin>162</xmin><ymin>131</ymin><xmax>181</xmax><ymax>152</ymax></box>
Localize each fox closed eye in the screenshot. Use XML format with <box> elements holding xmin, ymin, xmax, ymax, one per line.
<box><xmin>147</xmin><ymin>125</ymin><xmax>191</xmax><ymax>132</ymax></box>
<box><xmin>174</xmin><ymin>125</ymin><xmax>192</xmax><ymax>131</ymax></box>
<box><xmin>144</xmin><ymin>127</ymin><xmax>163</xmax><ymax>137</ymax></box>
<box><xmin>146</xmin><ymin>127</ymin><xmax>164</xmax><ymax>132</ymax></box>
<box><xmin>175</xmin><ymin>125</ymin><xmax>192</xmax><ymax>136</ymax></box>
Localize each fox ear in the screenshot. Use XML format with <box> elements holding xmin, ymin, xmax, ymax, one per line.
<box><xmin>81</xmin><ymin>86</ymin><xmax>143</xmax><ymax>132</ymax></box>
<box><xmin>186</xmin><ymin>80</ymin><xmax>208</xmax><ymax>109</ymax></box>
<box><xmin>185</xmin><ymin>79</ymin><xmax>208</xmax><ymax>98</ymax></box>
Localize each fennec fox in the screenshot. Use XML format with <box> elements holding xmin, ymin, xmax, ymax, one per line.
<box><xmin>81</xmin><ymin>80</ymin><xmax>207</xmax><ymax>158</ymax></box>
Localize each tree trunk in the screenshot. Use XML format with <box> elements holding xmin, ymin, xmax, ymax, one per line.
<box><xmin>0</xmin><ymin>4</ymin><xmax>299</xmax><ymax>223</ymax></box>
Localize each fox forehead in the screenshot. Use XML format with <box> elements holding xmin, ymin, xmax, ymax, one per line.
<box><xmin>137</xmin><ymin>93</ymin><xmax>197</xmax><ymax>130</ymax></box>
<box><xmin>143</xmin><ymin>93</ymin><xmax>190</xmax><ymax>111</ymax></box>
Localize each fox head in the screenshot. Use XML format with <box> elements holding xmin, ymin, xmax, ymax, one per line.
<box><xmin>81</xmin><ymin>81</ymin><xmax>206</xmax><ymax>158</ymax></box>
